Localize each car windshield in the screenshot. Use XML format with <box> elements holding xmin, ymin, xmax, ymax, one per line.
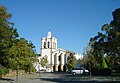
<box><xmin>72</xmin><ymin>67</ymin><xmax>85</xmax><ymax>70</ymax></box>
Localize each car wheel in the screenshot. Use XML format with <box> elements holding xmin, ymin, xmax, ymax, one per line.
<box><xmin>85</xmin><ymin>72</ymin><xmax>89</xmax><ymax>75</ymax></box>
<box><xmin>72</xmin><ymin>72</ymin><xmax>76</xmax><ymax>75</ymax></box>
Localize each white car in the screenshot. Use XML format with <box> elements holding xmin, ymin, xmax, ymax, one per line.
<box><xmin>71</xmin><ymin>67</ymin><xmax>89</xmax><ymax>75</ymax></box>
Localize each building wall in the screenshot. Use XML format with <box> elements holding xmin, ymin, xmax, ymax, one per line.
<box><xmin>41</xmin><ymin>49</ymin><xmax>51</xmax><ymax>64</ymax></box>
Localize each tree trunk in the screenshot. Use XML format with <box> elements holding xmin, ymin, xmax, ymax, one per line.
<box><xmin>16</xmin><ymin>66</ymin><xmax>19</xmax><ymax>83</ymax></box>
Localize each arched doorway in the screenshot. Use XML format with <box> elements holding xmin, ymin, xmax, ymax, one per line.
<box><xmin>53</xmin><ymin>65</ymin><xmax>55</xmax><ymax>72</ymax></box>
<box><xmin>63</xmin><ymin>65</ymin><xmax>67</xmax><ymax>72</ymax></box>
<box><xmin>58</xmin><ymin>65</ymin><xmax>61</xmax><ymax>72</ymax></box>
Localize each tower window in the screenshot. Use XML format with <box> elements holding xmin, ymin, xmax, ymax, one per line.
<box><xmin>55</xmin><ymin>43</ymin><xmax>56</xmax><ymax>48</ymax></box>
<box><xmin>48</xmin><ymin>42</ymin><xmax>50</xmax><ymax>48</ymax></box>
<box><xmin>53</xmin><ymin>42</ymin><xmax>54</xmax><ymax>48</ymax></box>
<box><xmin>44</xmin><ymin>42</ymin><xmax>46</xmax><ymax>48</ymax></box>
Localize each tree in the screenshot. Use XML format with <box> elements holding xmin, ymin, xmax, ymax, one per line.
<box><xmin>0</xmin><ymin>6</ymin><xmax>37</xmax><ymax>73</ymax></box>
<box><xmin>0</xmin><ymin>6</ymin><xmax>19</xmax><ymax>68</ymax></box>
<box><xmin>86</xmin><ymin>8</ymin><xmax>120</xmax><ymax>73</ymax></box>
<box><xmin>67</xmin><ymin>54</ymin><xmax>77</xmax><ymax>71</ymax></box>
<box><xmin>100</xmin><ymin>8</ymin><xmax>120</xmax><ymax>71</ymax></box>
<box><xmin>40</xmin><ymin>55</ymin><xmax>48</xmax><ymax>68</ymax></box>
<box><xmin>8</xmin><ymin>38</ymin><xmax>36</xmax><ymax>73</ymax></box>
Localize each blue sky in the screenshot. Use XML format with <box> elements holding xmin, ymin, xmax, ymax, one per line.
<box><xmin>0</xmin><ymin>0</ymin><xmax>120</xmax><ymax>54</ymax></box>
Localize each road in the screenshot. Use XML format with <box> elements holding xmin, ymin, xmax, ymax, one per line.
<box><xmin>0</xmin><ymin>72</ymin><xmax>119</xmax><ymax>83</ymax></box>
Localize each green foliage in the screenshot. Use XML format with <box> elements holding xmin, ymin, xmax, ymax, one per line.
<box><xmin>67</xmin><ymin>55</ymin><xmax>77</xmax><ymax>70</ymax></box>
<box><xmin>0</xmin><ymin>6</ymin><xmax>37</xmax><ymax>73</ymax></box>
<box><xmin>31</xmin><ymin>67</ymin><xmax>36</xmax><ymax>73</ymax></box>
<box><xmin>0</xmin><ymin>68</ymin><xmax>9</xmax><ymax>77</ymax></box>
<box><xmin>0</xmin><ymin>6</ymin><xmax>19</xmax><ymax>68</ymax></box>
<box><xmin>40</xmin><ymin>55</ymin><xmax>48</xmax><ymax>68</ymax></box>
<box><xmin>101</xmin><ymin>56</ymin><xmax>108</xmax><ymax>68</ymax></box>
<box><xmin>85</xmin><ymin>8</ymin><xmax>120</xmax><ymax>72</ymax></box>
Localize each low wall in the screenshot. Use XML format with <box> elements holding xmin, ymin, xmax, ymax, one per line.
<box><xmin>4</xmin><ymin>70</ymin><xmax>26</xmax><ymax>77</ymax></box>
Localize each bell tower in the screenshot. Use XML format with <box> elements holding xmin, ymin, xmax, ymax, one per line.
<box><xmin>41</xmin><ymin>31</ymin><xmax>58</xmax><ymax>72</ymax></box>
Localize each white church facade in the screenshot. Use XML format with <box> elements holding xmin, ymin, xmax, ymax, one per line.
<box><xmin>37</xmin><ymin>31</ymin><xmax>83</xmax><ymax>72</ymax></box>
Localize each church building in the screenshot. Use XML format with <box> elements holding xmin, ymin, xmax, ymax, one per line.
<box><xmin>39</xmin><ymin>31</ymin><xmax>83</xmax><ymax>72</ymax></box>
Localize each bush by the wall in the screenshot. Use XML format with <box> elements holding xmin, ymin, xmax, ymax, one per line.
<box><xmin>0</xmin><ymin>68</ymin><xmax>9</xmax><ymax>78</ymax></box>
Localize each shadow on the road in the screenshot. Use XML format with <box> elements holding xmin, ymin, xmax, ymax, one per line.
<box><xmin>39</xmin><ymin>78</ymin><xmax>114</xmax><ymax>83</ymax></box>
<box><xmin>39</xmin><ymin>72</ymin><xmax>120</xmax><ymax>83</ymax></box>
<box><xmin>0</xmin><ymin>77</ymin><xmax>14</xmax><ymax>81</ymax></box>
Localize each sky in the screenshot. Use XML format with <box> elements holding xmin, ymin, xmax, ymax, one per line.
<box><xmin>0</xmin><ymin>0</ymin><xmax>120</xmax><ymax>54</ymax></box>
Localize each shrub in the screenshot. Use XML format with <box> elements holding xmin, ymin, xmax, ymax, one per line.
<box><xmin>31</xmin><ymin>67</ymin><xmax>36</xmax><ymax>73</ymax></box>
<box><xmin>0</xmin><ymin>68</ymin><xmax>9</xmax><ymax>78</ymax></box>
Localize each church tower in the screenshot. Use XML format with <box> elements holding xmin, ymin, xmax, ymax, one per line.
<box><xmin>41</xmin><ymin>31</ymin><xmax>57</xmax><ymax>72</ymax></box>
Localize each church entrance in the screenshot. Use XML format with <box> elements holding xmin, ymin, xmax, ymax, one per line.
<box><xmin>63</xmin><ymin>65</ymin><xmax>67</xmax><ymax>72</ymax></box>
<box><xmin>53</xmin><ymin>65</ymin><xmax>55</xmax><ymax>72</ymax></box>
<box><xmin>58</xmin><ymin>65</ymin><xmax>61</xmax><ymax>72</ymax></box>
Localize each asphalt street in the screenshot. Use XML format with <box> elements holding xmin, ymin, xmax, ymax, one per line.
<box><xmin>0</xmin><ymin>72</ymin><xmax>120</xmax><ymax>83</ymax></box>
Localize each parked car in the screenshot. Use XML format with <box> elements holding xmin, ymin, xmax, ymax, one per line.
<box><xmin>71</xmin><ymin>67</ymin><xmax>89</xmax><ymax>75</ymax></box>
<box><xmin>36</xmin><ymin>69</ymin><xmax>46</xmax><ymax>73</ymax></box>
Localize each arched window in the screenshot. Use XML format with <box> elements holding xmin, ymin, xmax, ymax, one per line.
<box><xmin>44</xmin><ymin>42</ymin><xmax>46</xmax><ymax>48</ymax></box>
<box><xmin>53</xmin><ymin>42</ymin><xmax>54</xmax><ymax>48</ymax></box>
<box><xmin>55</xmin><ymin>43</ymin><xmax>56</xmax><ymax>48</ymax></box>
<box><xmin>58</xmin><ymin>55</ymin><xmax>61</xmax><ymax>61</ymax></box>
<box><xmin>48</xmin><ymin>42</ymin><xmax>50</xmax><ymax>48</ymax></box>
